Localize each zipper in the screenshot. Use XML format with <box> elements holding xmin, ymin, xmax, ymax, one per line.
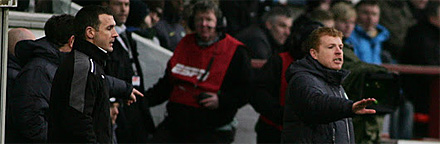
<box><xmin>332</xmin><ymin>126</ymin><xmax>336</xmax><ymax>143</ymax></box>
<box><xmin>339</xmin><ymin>90</ymin><xmax>351</xmax><ymax>143</ymax></box>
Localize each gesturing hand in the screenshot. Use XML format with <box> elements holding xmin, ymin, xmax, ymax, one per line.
<box><xmin>352</xmin><ymin>98</ymin><xmax>377</xmax><ymax>115</ymax></box>
<box><xmin>127</xmin><ymin>88</ymin><xmax>144</xmax><ymax>106</ymax></box>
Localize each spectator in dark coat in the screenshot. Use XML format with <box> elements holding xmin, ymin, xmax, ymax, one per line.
<box><xmin>5</xmin><ymin>28</ymin><xmax>35</xmax><ymax>143</ymax></box>
<box><xmin>125</xmin><ymin>0</ymin><xmax>160</xmax><ymax>40</ymax></box>
<box><xmin>235</xmin><ymin>6</ymin><xmax>293</xmax><ymax>60</ymax></box>
<box><xmin>8</xmin><ymin>15</ymin><xmax>74</xmax><ymax>143</ymax></box>
<box><xmin>408</xmin><ymin>0</ymin><xmax>429</xmax><ymax>23</ymax></box>
<box><xmin>153</xmin><ymin>0</ymin><xmax>186</xmax><ymax>51</ymax></box>
<box><xmin>219</xmin><ymin>0</ymin><xmax>260</xmax><ymax>36</ymax></box>
<box><xmin>102</xmin><ymin>0</ymin><xmax>156</xmax><ymax>142</ymax></box>
<box><xmin>282</xmin><ymin>27</ymin><xmax>377</xmax><ymax>143</ymax></box>
<box><xmin>399</xmin><ymin>1</ymin><xmax>440</xmax><ymax>138</ymax></box>
<box><xmin>378</xmin><ymin>0</ymin><xmax>416</xmax><ymax>63</ymax></box>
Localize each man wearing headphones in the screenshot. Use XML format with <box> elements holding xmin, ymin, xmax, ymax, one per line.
<box><xmin>146</xmin><ymin>0</ymin><xmax>251</xmax><ymax>143</ymax></box>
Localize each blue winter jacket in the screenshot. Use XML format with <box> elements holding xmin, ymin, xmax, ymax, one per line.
<box><xmin>345</xmin><ymin>24</ymin><xmax>389</xmax><ymax>64</ymax></box>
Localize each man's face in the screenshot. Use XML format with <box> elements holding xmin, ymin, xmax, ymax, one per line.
<box><xmin>357</xmin><ymin>5</ymin><xmax>380</xmax><ymax>30</ymax></box>
<box><xmin>108</xmin><ymin>0</ymin><xmax>130</xmax><ymax>25</ymax></box>
<box><xmin>429</xmin><ymin>6</ymin><xmax>440</xmax><ymax>28</ymax></box>
<box><xmin>410</xmin><ymin>0</ymin><xmax>428</xmax><ymax>9</ymax></box>
<box><xmin>266</xmin><ymin>16</ymin><xmax>293</xmax><ymax>45</ymax></box>
<box><xmin>194</xmin><ymin>10</ymin><xmax>217</xmax><ymax>42</ymax></box>
<box><xmin>335</xmin><ymin>17</ymin><xmax>356</xmax><ymax>38</ymax></box>
<box><xmin>310</xmin><ymin>35</ymin><xmax>344</xmax><ymax>70</ymax></box>
<box><xmin>93</xmin><ymin>14</ymin><xmax>118</xmax><ymax>52</ymax></box>
<box><xmin>110</xmin><ymin>102</ymin><xmax>120</xmax><ymax>125</ymax></box>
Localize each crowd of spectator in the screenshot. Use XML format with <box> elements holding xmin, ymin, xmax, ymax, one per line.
<box><xmin>6</xmin><ymin>0</ymin><xmax>440</xmax><ymax>143</ymax></box>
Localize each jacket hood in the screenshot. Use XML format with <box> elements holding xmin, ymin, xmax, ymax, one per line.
<box><xmin>7</xmin><ymin>53</ymin><xmax>21</xmax><ymax>70</ymax></box>
<box><xmin>15</xmin><ymin>37</ymin><xmax>63</xmax><ymax>66</ymax></box>
<box><xmin>286</xmin><ymin>55</ymin><xmax>350</xmax><ymax>85</ymax></box>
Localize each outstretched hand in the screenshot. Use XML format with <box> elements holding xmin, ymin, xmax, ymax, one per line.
<box><xmin>352</xmin><ymin>98</ymin><xmax>377</xmax><ymax>115</ymax></box>
<box><xmin>126</xmin><ymin>88</ymin><xmax>144</xmax><ymax>106</ymax></box>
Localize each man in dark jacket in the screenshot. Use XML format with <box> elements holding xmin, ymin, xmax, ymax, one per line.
<box><xmin>48</xmin><ymin>6</ymin><xmax>141</xmax><ymax>143</ymax></box>
<box><xmin>282</xmin><ymin>27</ymin><xmax>377</xmax><ymax>143</ymax></box>
<box><xmin>5</xmin><ymin>28</ymin><xmax>35</xmax><ymax>143</ymax></box>
<box><xmin>399</xmin><ymin>1</ymin><xmax>440</xmax><ymax>138</ymax></box>
<box><xmin>153</xmin><ymin>0</ymin><xmax>185</xmax><ymax>51</ymax></box>
<box><xmin>6</xmin><ymin>28</ymin><xmax>35</xmax><ymax>98</ymax></box>
<box><xmin>235</xmin><ymin>6</ymin><xmax>292</xmax><ymax>60</ymax></box>
<box><xmin>102</xmin><ymin>0</ymin><xmax>156</xmax><ymax>142</ymax></box>
<box><xmin>8</xmin><ymin>15</ymin><xmax>75</xmax><ymax>143</ymax></box>
<box><xmin>147</xmin><ymin>1</ymin><xmax>251</xmax><ymax>143</ymax></box>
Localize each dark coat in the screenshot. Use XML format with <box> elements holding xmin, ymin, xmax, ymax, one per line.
<box><xmin>105</xmin><ymin>30</ymin><xmax>155</xmax><ymax>143</ymax></box>
<box><xmin>5</xmin><ymin>54</ymin><xmax>20</xmax><ymax>143</ymax></box>
<box><xmin>48</xmin><ymin>39</ymin><xmax>132</xmax><ymax>143</ymax></box>
<box><xmin>235</xmin><ymin>24</ymin><xmax>283</xmax><ymax>59</ymax></box>
<box><xmin>282</xmin><ymin>55</ymin><xmax>355</xmax><ymax>143</ymax></box>
<box><xmin>399</xmin><ymin>20</ymin><xmax>440</xmax><ymax>113</ymax></box>
<box><xmin>249</xmin><ymin>54</ymin><xmax>286</xmax><ymax>143</ymax></box>
<box><xmin>8</xmin><ymin>38</ymin><xmax>65</xmax><ymax>143</ymax></box>
<box><xmin>153</xmin><ymin>15</ymin><xmax>185</xmax><ymax>51</ymax></box>
<box><xmin>7</xmin><ymin>54</ymin><xmax>20</xmax><ymax>98</ymax></box>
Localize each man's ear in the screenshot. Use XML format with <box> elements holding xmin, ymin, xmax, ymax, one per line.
<box><xmin>68</xmin><ymin>35</ymin><xmax>75</xmax><ymax>49</ymax></box>
<box><xmin>265</xmin><ymin>20</ymin><xmax>272</xmax><ymax>30</ymax></box>
<box><xmin>310</xmin><ymin>48</ymin><xmax>318</xmax><ymax>59</ymax></box>
<box><xmin>86</xmin><ymin>26</ymin><xmax>95</xmax><ymax>39</ymax></box>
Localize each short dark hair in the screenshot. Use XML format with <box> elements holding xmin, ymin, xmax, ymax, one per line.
<box><xmin>45</xmin><ymin>14</ymin><xmax>75</xmax><ymax>48</ymax></box>
<box><xmin>74</xmin><ymin>5</ymin><xmax>113</xmax><ymax>39</ymax></box>
<box><xmin>192</xmin><ymin>0</ymin><xmax>222</xmax><ymax>19</ymax></box>
<box><xmin>261</xmin><ymin>6</ymin><xmax>293</xmax><ymax>23</ymax></box>
<box><xmin>308</xmin><ymin>9</ymin><xmax>334</xmax><ymax>24</ymax></box>
<box><xmin>355</xmin><ymin>0</ymin><xmax>379</xmax><ymax>11</ymax></box>
<box><xmin>303</xmin><ymin>27</ymin><xmax>343</xmax><ymax>52</ymax></box>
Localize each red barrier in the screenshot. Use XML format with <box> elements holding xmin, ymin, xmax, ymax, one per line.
<box><xmin>382</xmin><ymin>64</ymin><xmax>440</xmax><ymax>138</ymax></box>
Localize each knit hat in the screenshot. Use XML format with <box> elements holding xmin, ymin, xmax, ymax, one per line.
<box><xmin>126</xmin><ymin>0</ymin><xmax>150</xmax><ymax>27</ymax></box>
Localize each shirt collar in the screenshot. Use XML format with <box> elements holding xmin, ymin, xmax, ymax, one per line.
<box><xmin>115</xmin><ymin>24</ymin><xmax>127</xmax><ymax>34</ymax></box>
<box><xmin>97</xmin><ymin>46</ymin><xmax>108</xmax><ymax>53</ymax></box>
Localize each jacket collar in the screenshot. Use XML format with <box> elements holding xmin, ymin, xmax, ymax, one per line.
<box><xmin>73</xmin><ymin>38</ymin><xmax>108</xmax><ymax>66</ymax></box>
<box><xmin>288</xmin><ymin>55</ymin><xmax>350</xmax><ymax>85</ymax></box>
<box><xmin>353</xmin><ymin>24</ymin><xmax>389</xmax><ymax>42</ymax></box>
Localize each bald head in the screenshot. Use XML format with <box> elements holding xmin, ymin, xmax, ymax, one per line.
<box><xmin>8</xmin><ymin>28</ymin><xmax>35</xmax><ymax>56</ymax></box>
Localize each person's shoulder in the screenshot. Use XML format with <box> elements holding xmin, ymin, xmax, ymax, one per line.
<box><xmin>235</xmin><ymin>25</ymin><xmax>265</xmax><ymax>39</ymax></box>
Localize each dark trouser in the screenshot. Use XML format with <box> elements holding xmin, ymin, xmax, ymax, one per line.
<box><xmin>152</xmin><ymin>118</ymin><xmax>236</xmax><ymax>143</ymax></box>
<box><xmin>255</xmin><ymin>119</ymin><xmax>281</xmax><ymax>143</ymax></box>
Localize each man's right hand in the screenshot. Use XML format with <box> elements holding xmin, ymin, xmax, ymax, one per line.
<box><xmin>127</xmin><ymin>88</ymin><xmax>144</xmax><ymax>106</ymax></box>
<box><xmin>352</xmin><ymin>98</ymin><xmax>377</xmax><ymax>115</ymax></box>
